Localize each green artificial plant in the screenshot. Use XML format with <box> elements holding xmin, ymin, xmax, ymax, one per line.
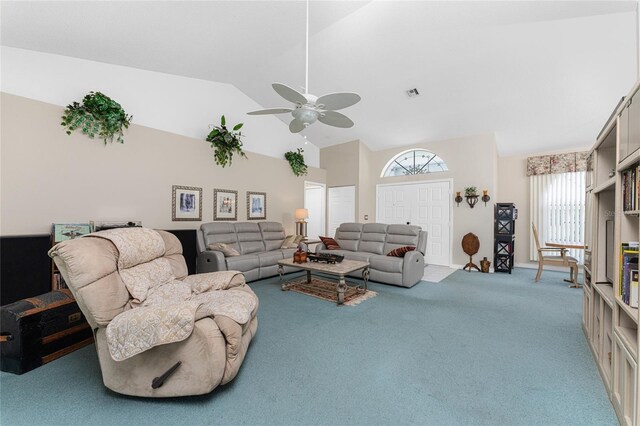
<box><xmin>206</xmin><ymin>115</ymin><xmax>247</xmax><ymax>167</ymax></box>
<box><xmin>464</xmin><ymin>186</ymin><xmax>478</xmax><ymax>196</ymax></box>
<box><xmin>60</xmin><ymin>91</ymin><xmax>132</xmax><ymax>144</ymax></box>
<box><xmin>284</xmin><ymin>148</ymin><xmax>308</xmax><ymax>177</ymax></box>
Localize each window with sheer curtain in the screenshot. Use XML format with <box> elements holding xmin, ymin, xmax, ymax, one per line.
<box><xmin>529</xmin><ymin>171</ymin><xmax>586</xmax><ymax>263</ymax></box>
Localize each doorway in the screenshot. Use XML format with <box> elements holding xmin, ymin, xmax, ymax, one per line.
<box><xmin>327</xmin><ymin>186</ymin><xmax>355</xmax><ymax>237</ymax></box>
<box><xmin>304</xmin><ymin>181</ymin><xmax>326</xmax><ymax>240</ymax></box>
<box><xmin>376</xmin><ymin>180</ymin><xmax>452</xmax><ymax>266</ymax></box>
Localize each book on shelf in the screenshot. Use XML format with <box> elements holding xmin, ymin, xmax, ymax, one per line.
<box><xmin>631</xmin><ymin>270</ymin><xmax>639</xmax><ymax>309</ymax></box>
<box><xmin>620</xmin><ymin>245</ymin><xmax>639</xmax><ymax>306</ymax></box>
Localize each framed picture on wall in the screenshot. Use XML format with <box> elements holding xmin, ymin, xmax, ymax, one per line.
<box><xmin>172</xmin><ymin>185</ymin><xmax>202</xmax><ymax>221</ymax></box>
<box><xmin>213</xmin><ymin>189</ymin><xmax>238</xmax><ymax>221</ymax></box>
<box><xmin>246</xmin><ymin>191</ymin><xmax>267</xmax><ymax>220</ymax></box>
<box><xmin>52</xmin><ymin>223</ymin><xmax>92</xmax><ymax>243</ymax></box>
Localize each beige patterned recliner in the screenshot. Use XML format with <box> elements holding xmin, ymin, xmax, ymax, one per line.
<box><xmin>48</xmin><ymin>228</ymin><xmax>258</xmax><ymax>397</ymax></box>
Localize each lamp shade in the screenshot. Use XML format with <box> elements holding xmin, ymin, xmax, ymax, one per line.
<box><xmin>295</xmin><ymin>208</ymin><xmax>309</xmax><ymax>221</ymax></box>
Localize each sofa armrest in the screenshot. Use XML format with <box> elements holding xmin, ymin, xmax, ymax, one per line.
<box><xmin>314</xmin><ymin>243</ymin><xmax>327</xmax><ymax>253</ymax></box>
<box><xmin>417</xmin><ymin>231</ymin><xmax>428</xmax><ymax>255</ymax></box>
<box><xmin>196</xmin><ymin>229</ymin><xmax>207</xmax><ymax>253</ymax></box>
<box><xmin>196</xmin><ymin>250</ymin><xmax>227</xmax><ymax>274</ymax></box>
<box><xmin>402</xmin><ymin>250</ymin><xmax>425</xmax><ymax>287</ymax></box>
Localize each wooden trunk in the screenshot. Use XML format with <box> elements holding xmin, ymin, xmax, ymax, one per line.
<box><xmin>0</xmin><ymin>289</ymin><xmax>93</xmax><ymax>374</ymax></box>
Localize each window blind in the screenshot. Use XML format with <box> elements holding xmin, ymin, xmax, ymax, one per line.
<box><xmin>530</xmin><ymin>171</ymin><xmax>586</xmax><ymax>263</ymax></box>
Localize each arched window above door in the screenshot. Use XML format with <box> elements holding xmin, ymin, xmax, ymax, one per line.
<box><xmin>381</xmin><ymin>149</ymin><xmax>448</xmax><ymax>177</ymax></box>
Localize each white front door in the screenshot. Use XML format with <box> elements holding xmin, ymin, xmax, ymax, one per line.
<box><xmin>377</xmin><ymin>181</ymin><xmax>451</xmax><ymax>266</ymax></box>
<box><xmin>328</xmin><ymin>186</ymin><xmax>355</xmax><ymax>237</ymax></box>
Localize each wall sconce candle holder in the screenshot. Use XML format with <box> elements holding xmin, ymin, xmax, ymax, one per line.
<box><xmin>454</xmin><ymin>192</ymin><xmax>463</xmax><ymax>206</ymax></box>
<box><xmin>465</xmin><ymin>195</ymin><xmax>479</xmax><ymax>208</ymax></box>
<box><xmin>482</xmin><ymin>190</ymin><xmax>491</xmax><ymax>206</ymax></box>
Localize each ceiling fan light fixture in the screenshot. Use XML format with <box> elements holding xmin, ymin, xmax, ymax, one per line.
<box><xmin>292</xmin><ymin>107</ymin><xmax>319</xmax><ymax>125</ymax></box>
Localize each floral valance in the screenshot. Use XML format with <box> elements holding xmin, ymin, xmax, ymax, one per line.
<box><xmin>526</xmin><ymin>151</ymin><xmax>589</xmax><ymax>176</ymax></box>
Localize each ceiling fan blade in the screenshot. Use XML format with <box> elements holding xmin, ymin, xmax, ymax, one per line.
<box><xmin>273</xmin><ymin>83</ymin><xmax>308</xmax><ymax>105</ymax></box>
<box><xmin>318</xmin><ymin>111</ymin><xmax>354</xmax><ymax>128</ymax></box>
<box><xmin>289</xmin><ymin>118</ymin><xmax>305</xmax><ymax>133</ymax></box>
<box><xmin>247</xmin><ymin>108</ymin><xmax>293</xmax><ymax>115</ymax></box>
<box><xmin>316</xmin><ymin>93</ymin><xmax>361</xmax><ymax>111</ymax></box>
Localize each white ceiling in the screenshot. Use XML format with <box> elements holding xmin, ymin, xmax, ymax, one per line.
<box><xmin>2</xmin><ymin>1</ymin><xmax>638</xmax><ymax>156</ymax></box>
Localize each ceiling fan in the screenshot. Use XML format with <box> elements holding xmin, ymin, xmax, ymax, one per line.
<box><xmin>247</xmin><ymin>0</ymin><xmax>361</xmax><ymax>133</ymax></box>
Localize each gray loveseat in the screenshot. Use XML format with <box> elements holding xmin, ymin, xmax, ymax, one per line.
<box><xmin>196</xmin><ymin>222</ymin><xmax>296</xmax><ymax>282</ymax></box>
<box><xmin>317</xmin><ymin>223</ymin><xmax>428</xmax><ymax>287</ymax></box>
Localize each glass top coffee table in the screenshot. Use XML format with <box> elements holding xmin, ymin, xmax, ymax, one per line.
<box><xmin>277</xmin><ymin>258</ymin><xmax>370</xmax><ymax>305</ymax></box>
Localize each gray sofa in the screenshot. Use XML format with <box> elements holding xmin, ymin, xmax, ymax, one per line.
<box><xmin>317</xmin><ymin>223</ymin><xmax>428</xmax><ymax>287</ymax></box>
<box><xmin>196</xmin><ymin>222</ymin><xmax>297</xmax><ymax>281</ymax></box>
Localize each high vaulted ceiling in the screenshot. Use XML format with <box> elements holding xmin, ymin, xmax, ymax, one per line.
<box><xmin>2</xmin><ymin>1</ymin><xmax>638</xmax><ymax>156</ymax></box>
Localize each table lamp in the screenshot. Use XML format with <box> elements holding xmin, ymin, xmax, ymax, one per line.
<box><xmin>295</xmin><ymin>208</ymin><xmax>309</xmax><ymax>237</ymax></box>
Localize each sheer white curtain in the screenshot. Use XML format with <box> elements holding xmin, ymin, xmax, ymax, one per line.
<box><xmin>530</xmin><ymin>171</ymin><xmax>586</xmax><ymax>263</ymax></box>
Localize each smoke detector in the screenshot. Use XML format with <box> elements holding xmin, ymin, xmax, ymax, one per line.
<box><xmin>406</xmin><ymin>88</ymin><xmax>420</xmax><ymax>98</ymax></box>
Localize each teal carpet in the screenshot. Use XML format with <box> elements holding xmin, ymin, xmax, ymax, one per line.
<box><xmin>0</xmin><ymin>268</ymin><xmax>616</xmax><ymax>425</ymax></box>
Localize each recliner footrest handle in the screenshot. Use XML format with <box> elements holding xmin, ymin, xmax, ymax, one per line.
<box><xmin>151</xmin><ymin>361</ymin><xmax>182</xmax><ymax>389</ymax></box>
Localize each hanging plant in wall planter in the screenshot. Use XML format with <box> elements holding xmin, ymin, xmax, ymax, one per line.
<box><xmin>284</xmin><ymin>148</ymin><xmax>308</xmax><ymax>177</ymax></box>
<box><xmin>206</xmin><ymin>115</ymin><xmax>247</xmax><ymax>167</ymax></box>
<box><xmin>60</xmin><ymin>91</ymin><xmax>132</xmax><ymax>144</ymax></box>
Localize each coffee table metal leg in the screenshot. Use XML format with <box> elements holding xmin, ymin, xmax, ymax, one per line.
<box><xmin>307</xmin><ymin>270</ymin><xmax>312</xmax><ymax>284</ymax></box>
<box><xmin>362</xmin><ymin>267</ymin><xmax>370</xmax><ymax>292</ymax></box>
<box><xmin>337</xmin><ymin>274</ymin><xmax>346</xmax><ymax>305</ymax></box>
<box><xmin>278</xmin><ymin>265</ymin><xmax>287</xmax><ymax>291</ymax></box>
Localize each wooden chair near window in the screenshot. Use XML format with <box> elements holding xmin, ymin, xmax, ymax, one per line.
<box><xmin>531</xmin><ymin>223</ymin><xmax>580</xmax><ymax>287</ymax></box>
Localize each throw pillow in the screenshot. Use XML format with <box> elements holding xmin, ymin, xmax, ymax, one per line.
<box><xmin>281</xmin><ymin>235</ymin><xmax>297</xmax><ymax>249</ymax></box>
<box><xmin>386</xmin><ymin>246</ymin><xmax>416</xmax><ymax>257</ymax></box>
<box><xmin>293</xmin><ymin>235</ymin><xmax>304</xmax><ymax>244</ymax></box>
<box><xmin>208</xmin><ymin>243</ymin><xmax>240</xmax><ymax>257</ymax></box>
<box><xmin>319</xmin><ymin>236</ymin><xmax>341</xmax><ymax>250</ymax></box>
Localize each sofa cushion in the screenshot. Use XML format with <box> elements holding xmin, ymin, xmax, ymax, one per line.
<box><xmin>225</xmin><ymin>254</ymin><xmax>260</xmax><ymax>271</ymax></box>
<box><xmin>259</xmin><ymin>221</ymin><xmax>286</xmax><ymax>251</ymax></box>
<box><xmin>335</xmin><ymin>223</ymin><xmax>363</xmax><ymax>251</ymax></box>
<box><xmin>200</xmin><ymin>223</ymin><xmax>241</xmax><ymax>253</ymax></box>
<box><xmin>257</xmin><ymin>251</ymin><xmax>284</xmax><ymax>267</ymax></box>
<box><xmin>358</xmin><ymin>223</ymin><xmax>388</xmax><ymax>255</ymax></box>
<box><xmin>387</xmin><ymin>246</ymin><xmax>415</xmax><ymax>257</ymax></box>
<box><xmin>208</xmin><ymin>243</ymin><xmax>240</xmax><ymax>257</ymax></box>
<box><xmin>369</xmin><ymin>254</ymin><xmax>403</xmax><ymax>273</ymax></box>
<box><xmin>383</xmin><ymin>224</ymin><xmax>421</xmax><ymax>255</ymax></box>
<box><xmin>319</xmin><ymin>236</ymin><xmax>341</xmax><ymax>250</ymax></box>
<box><xmin>234</xmin><ymin>223</ymin><xmax>265</xmax><ymax>254</ymax></box>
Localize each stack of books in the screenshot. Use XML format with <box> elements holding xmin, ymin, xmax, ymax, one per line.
<box><xmin>620</xmin><ymin>242</ymin><xmax>639</xmax><ymax>308</ymax></box>
<box><xmin>621</xmin><ymin>166</ymin><xmax>640</xmax><ymax>212</ymax></box>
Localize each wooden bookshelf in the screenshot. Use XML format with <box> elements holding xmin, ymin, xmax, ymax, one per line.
<box><xmin>584</xmin><ymin>80</ymin><xmax>640</xmax><ymax>426</ymax></box>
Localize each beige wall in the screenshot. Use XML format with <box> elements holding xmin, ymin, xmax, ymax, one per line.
<box><xmin>497</xmin><ymin>155</ymin><xmax>530</xmax><ymax>264</ymax></box>
<box><xmin>1</xmin><ymin>93</ymin><xmax>326</xmax><ymax>235</ymax></box>
<box><xmin>320</xmin><ymin>140</ymin><xmax>376</xmax><ymax>224</ymax></box>
<box><xmin>358</xmin><ymin>142</ymin><xmax>375</xmax><ymax>222</ymax></box>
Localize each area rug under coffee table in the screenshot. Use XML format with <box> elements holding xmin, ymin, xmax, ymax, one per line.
<box><xmin>284</xmin><ymin>276</ymin><xmax>377</xmax><ymax>306</ymax></box>
<box><xmin>277</xmin><ymin>258</ymin><xmax>375</xmax><ymax>305</ymax></box>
